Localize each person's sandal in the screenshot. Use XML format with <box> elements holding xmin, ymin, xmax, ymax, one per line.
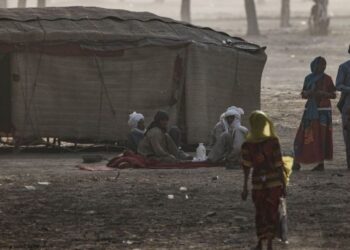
<box><xmin>312</xmin><ymin>163</ymin><xmax>325</xmax><ymax>171</ymax></box>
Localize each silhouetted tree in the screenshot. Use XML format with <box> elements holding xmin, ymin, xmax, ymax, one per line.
<box><xmin>18</xmin><ymin>0</ymin><xmax>26</xmax><ymax>8</ymax></box>
<box><xmin>181</xmin><ymin>0</ymin><xmax>191</xmax><ymax>23</ymax></box>
<box><xmin>244</xmin><ymin>0</ymin><xmax>260</xmax><ymax>35</ymax></box>
<box><xmin>38</xmin><ymin>0</ymin><xmax>46</xmax><ymax>7</ymax></box>
<box><xmin>0</xmin><ymin>1</ymin><xmax>7</xmax><ymax>8</ymax></box>
<box><xmin>281</xmin><ymin>0</ymin><xmax>290</xmax><ymax>27</ymax></box>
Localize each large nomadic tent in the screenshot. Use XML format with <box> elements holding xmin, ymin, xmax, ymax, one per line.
<box><xmin>0</xmin><ymin>6</ymin><xmax>266</xmax><ymax>145</ymax></box>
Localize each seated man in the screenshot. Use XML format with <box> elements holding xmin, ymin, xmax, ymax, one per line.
<box><xmin>208</xmin><ymin>106</ymin><xmax>248</xmax><ymax>167</ymax></box>
<box><xmin>138</xmin><ymin>111</ymin><xmax>181</xmax><ymax>163</ymax></box>
<box><xmin>127</xmin><ymin>112</ymin><xmax>145</xmax><ymax>153</ymax></box>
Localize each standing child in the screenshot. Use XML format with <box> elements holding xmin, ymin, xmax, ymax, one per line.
<box><xmin>241</xmin><ymin>111</ymin><xmax>286</xmax><ymax>250</ymax></box>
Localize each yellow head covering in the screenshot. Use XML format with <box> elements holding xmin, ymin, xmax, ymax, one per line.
<box><xmin>246</xmin><ymin>110</ymin><xmax>293</xmax><ymax>184</ymax></box>
<box><xmin>246</xmin><ymin>110</ymin><xmax>278</xmax><ymax>143</ymax></box>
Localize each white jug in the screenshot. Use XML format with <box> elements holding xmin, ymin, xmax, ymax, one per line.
<box><xmin>196</xmin><ymin>143</ymin><xmax>207</xmax><ymax>161</ymax></box>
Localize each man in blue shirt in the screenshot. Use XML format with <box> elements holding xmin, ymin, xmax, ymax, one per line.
<box><xmin>336</xmin><ymin>46</ymin><xmax>350</xmax><ymax>169</ymax></box>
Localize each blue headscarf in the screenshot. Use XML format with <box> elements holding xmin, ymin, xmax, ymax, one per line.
<box><xmin>303</xmin><ymin>57</ymin><xmax>325</xmax><ymax>120</ymax></box>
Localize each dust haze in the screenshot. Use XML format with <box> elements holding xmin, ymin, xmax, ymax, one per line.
<box><xmin>1</xmin><ymin>0</ymin><xmax>350</xmax><ymax>250</ymax></box>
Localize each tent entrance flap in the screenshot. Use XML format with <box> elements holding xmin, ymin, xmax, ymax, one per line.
<box><xmin>0</xmin><ymin>54</ymin><xmax>11</xmax><ymax>133</ymax></box>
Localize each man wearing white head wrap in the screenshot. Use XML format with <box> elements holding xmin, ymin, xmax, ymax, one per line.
<box><xmin>208</xmin><ymin>106</ymin><xmax>248</xmax><ymax>167</ymax></box>
<box><xmin>226</xmin><ymin>106</ymin><xmax>249</xmax><ymax>159</ymax></box>
<box><xmin>128</xmin><ymin>112</ymin><xmax>144</xmax><ymax>130</ymax></box>
<box><xmin>127</xmin><ymin>112</ymin><xmax>145</xmax><ymax>153</ymax></box>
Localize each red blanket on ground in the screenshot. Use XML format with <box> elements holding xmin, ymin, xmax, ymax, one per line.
<box><xmin>107</xmin><ymin>151</ymin><xmax>221</xmax><ymax>169</ymax></box>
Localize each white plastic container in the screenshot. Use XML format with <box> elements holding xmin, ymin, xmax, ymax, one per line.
<box><xmin>196</xmin><ymin>143</ymin><xmax>207</xmax><ymax>161</ymax></box>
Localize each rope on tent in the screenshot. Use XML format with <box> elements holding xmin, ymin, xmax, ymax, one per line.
<box><xmin>234</xmin><ymin>49</ymin><xmax>240</xmax><ymax>86</ymax></box>
<box><xmin>17</xmin><ymin>18</ymin><xmax>47</xmax><ymax>147</ymax></box>
<box><xmin>64</xmin><ymin>18</ymin><xmax>102</xmax><ymax>145</ymax></box>
<box><xmin>16</xmin><ymin>49</ymin><xmax>40</xmax><ymax>146</ymax></box>
<box><xmin>93</xmin><ymin>56</ymin><xmax>118</xmax><ymax>140</ymax></box>
<box><xmin>87</xmin><ymin>16</ymin><xmax>119</xmax><ymax>144</ymax></box>
<box><xmin>96</xmin><ymin>57</ymin><xmax>104</xmax><ymax>143</ymax></box>
<box><xmin>71</xmin><ymin>16</ymin><xmax>118</xmax><ymax>145</ymax></box>
<box><xmin>84</xmin><ymin>15</ymin><xmax>117</xmax><ymax>117</ymax></box>
<box><xmin>177</xmin><ymin>48</ymin><xmax>189</xmax><ymax>143</ymax></box>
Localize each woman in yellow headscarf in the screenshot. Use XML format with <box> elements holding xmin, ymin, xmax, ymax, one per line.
<box><xmin>241</xmin><ymin>111</ymin><xmax>289</xmax><ymax>250</ymax></box>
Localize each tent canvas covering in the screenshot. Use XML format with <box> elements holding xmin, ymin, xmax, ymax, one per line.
<box><xmin>0</xmin><ymin>7</ymin><xmax>267</xmax><ymax>144</ymax></box>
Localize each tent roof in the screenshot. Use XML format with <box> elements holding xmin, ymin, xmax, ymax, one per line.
<box><xmin>0</xmin><ymin>6</ymin><xmax>256</xmax><ymax>50</ymax></box>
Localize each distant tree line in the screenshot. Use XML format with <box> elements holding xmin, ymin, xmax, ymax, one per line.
<box><xmin>0</xmin><ymin>0</ymin><xmax>47</xmax><ymax>8</ymax></box>
<box><xmin>245</xmin><ymin>0</ymin><xmax>291</xmax><ymax>35</ymax></box>
<box><xmin>178</xmin><ymin>0</ymin><xmax>292</xmax><ymax>36</ymax></box>
<box><xmin>0</xmin><ymin>0</ymin><xmax>329</xmax><ymax>36</ymax></box>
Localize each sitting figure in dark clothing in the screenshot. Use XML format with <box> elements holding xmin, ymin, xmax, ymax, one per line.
<box><xmin>138</xmin><ymin>111</ymin><xmax>186</xmax><ymax>163</ymax></box>
<box><xmin>127</xmin><ymin>112</ymin><xmax>145</xmax><ymax>153</ymax></box>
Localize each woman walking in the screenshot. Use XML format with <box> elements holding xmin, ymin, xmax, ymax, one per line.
<box><xmin>294</xmin><ymin>56</ymin><xmax>336</xmax><ymax>171</ymax></box>
<box><xmin>241</xmin><ymin>111</ymin><xmax>286</xmax><ymax>250</ymax></box>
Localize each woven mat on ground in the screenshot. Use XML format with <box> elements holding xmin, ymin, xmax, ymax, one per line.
<box><xmin>107</xmin><ymin>151</ymin><xmax>221</xmax><ymax>169</ymax></box>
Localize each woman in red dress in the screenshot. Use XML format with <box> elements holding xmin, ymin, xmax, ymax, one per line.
<box><xmin>241</xmin><ymin>111</ymin><xmax>286</xmax><ymax>250</ymax></box>
<box><xmin>294</xmin><ymin>56</ymin><xmax>336</xmax><ymax>171</ymax></box>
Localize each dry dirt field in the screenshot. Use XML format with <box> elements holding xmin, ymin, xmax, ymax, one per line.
<box><xmin>1</xmin><ymin>3</ymin><xmax>350</xmax><ymax>249</ymax></box>
<box><xmin>0</xmin><ymin>153</ymin><xmax>349</xmax><ymax>250</ymax></box>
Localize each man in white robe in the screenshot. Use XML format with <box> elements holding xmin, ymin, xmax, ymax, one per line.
<box><xmin>208</xmin><ymin>106</ymin><xmax>248</xmax><ymax>167</ymax></box>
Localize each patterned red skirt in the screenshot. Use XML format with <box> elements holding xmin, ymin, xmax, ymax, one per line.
<box><xmin>294</xmin><ymin>110</ymin><xmax>333</xmax><ymax>164</ymax></box>
<box><xmin>252</xmin><ymin>186</ymin><xmax>283</xmax><ymax>240</ymax></box>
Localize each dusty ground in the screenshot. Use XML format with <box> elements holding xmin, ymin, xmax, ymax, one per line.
<box><xmin>1</xmin><ymin>153</ymin><xmax>349</xmax><ymax>250</ymax></box>
<box><xmin>1</xmin><ymin>3</ymin><xmax>350</xmax><ymax>249</ymax></box>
